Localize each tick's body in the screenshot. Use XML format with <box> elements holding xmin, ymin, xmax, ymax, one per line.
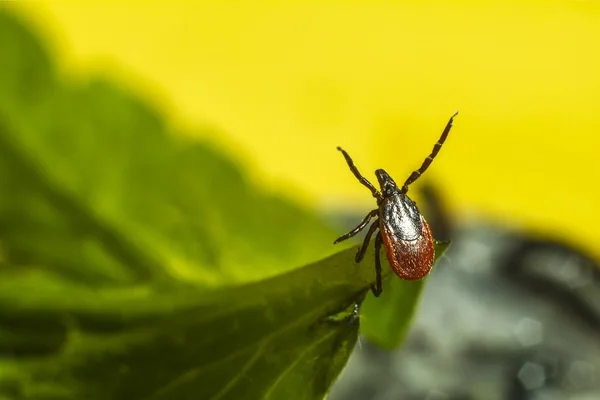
<box><xmin>334</xmin><ymin>112</ymin><xmax>457</xmax><ymax>297</ymax></box>
<box><xmin>379</xmin><ymin>193</ymin><xmax>434</xmax><ymax>281</ymax></box>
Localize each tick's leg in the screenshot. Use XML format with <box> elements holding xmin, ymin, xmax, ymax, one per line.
<box><xmin>402</xmin><ymin>111</ymin><xmax>458</xmax><ymax>193</ymax></box>
<box><xmin>355</xmin><ymin>220</ymin><xmax>379</xmax><ymax>263</ymax></box>
<box><xmin>337</xmin><ymin>147</ymin><xmax>383</xmax><ymax>203</ymax></box>
<box><xmin>371</xmin><ymin>232</ymin><xmax>383</xmax><ymax>297</ymax></box>
<box><xmin>334</xmin><ymin>209</ymin><xmax>379</xmax><ymax>244</ymax></box>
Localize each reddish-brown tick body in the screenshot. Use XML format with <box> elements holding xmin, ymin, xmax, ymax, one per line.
<box><xmin>379</xmin><ymin>193</ymin><xmax>434</xmax><ymax>281</ymax></box>
<box><xmin>334</xmin><ymin>112</ymin><xmax>457</xmax><ymax>297</ymax></box>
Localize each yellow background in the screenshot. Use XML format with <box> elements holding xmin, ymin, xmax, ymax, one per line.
<box><xmin>9</xmin><ymin>1</ymin><xmax>600</xmax><ymax>258</ymax></box>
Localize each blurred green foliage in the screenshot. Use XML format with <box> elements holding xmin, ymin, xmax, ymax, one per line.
<box><xmin>0</xmin><ymin>11</ymin><xmax>446</xmax><ymax>400</ymax></box>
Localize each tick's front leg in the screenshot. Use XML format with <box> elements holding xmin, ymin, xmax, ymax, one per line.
<box><xmin>337</xmin><ymin>147</ymin><xmax>383</xmax><ymax>203</ymax></box>
<box><xmin>355</xmin><ymin>220</ymin><xmax>379</xmax><ymax>263</ymax></box>
<box><xmin>334</xmin><ymin>209</ymin><xmax>378</xmax><ymax>244</ymax></box>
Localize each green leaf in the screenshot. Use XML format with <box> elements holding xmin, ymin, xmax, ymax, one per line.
<box><xmin>0</xmin><ymin>9</ymin><xmax>444</xmax><ymax>400</ymax></box>
<box><xmin>360</xmin><ymin>241</ymin><xmax>451</xmax><ymax>350</ymax></box>
<box><xmin>0</xmin><ymin>10</ymin><xmax>360</xmax><ymax>400</ymax></box>
<box><xmin>0</xmin><ymin>243</ymin><xmax>376</xmax><ymax>400</ymax></box>
<box><xmin>0</xmin><ymin>10</ymin><xmax>336</xmax><ymax>289</ymax></box>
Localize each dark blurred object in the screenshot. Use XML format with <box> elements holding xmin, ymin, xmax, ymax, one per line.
<box><xmin>418</xmin><ymin>183</ymin><xmax>454</xmax><ymax>243</ymax></box>
<box><xmin>328</xmin><ymin>184</ymin><xmax>600</xmax><ymax>400</ymax></box>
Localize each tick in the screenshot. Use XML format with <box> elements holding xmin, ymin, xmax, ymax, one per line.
<box><xmin>334</xmin><ymin>111</ymin><xmax>458</xmax><ymax>297</ymax></box>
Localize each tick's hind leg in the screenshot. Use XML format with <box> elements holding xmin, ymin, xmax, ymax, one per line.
<box><xmin>371</xmin><ymin>232</ymin><xmax>383</xmax><ymax>297</ymax></box>
<box><xmin>355</xmin><ymin>220</ymin><xmax>379</xmax><ymax>263</ymax></box>
<box><xmin>334</xmin><ymin>209</ymin><xmax>378</xmax><ymax>244</ymax></box>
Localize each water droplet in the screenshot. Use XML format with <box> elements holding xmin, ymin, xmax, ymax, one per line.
<box><xmin>324</xmin><ymin>301</ymin><xmax>361</xmax><ymax>325</ymax></box>
<box><xmin>513</xmin><ymin>317</ymin><xmax>544</xmax><ymax>347</ymax></box>
<box><xmin>556</xmin><ymin>257</ymin><xmax>591</xmax><ymax>288</ymax></box>
<box><xmin>568</xmin><ymin>360</ymin><xmax>595</xmax><ymax>388</ymax></box>
<box><xmin>518</xmin><ymin>362</ymin><xmax>546</xmax><ymax>390</ymax></box>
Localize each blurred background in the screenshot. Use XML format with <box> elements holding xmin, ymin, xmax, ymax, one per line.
<box><xmin>3</xmin><ymin>1</ymin><xmax>600</xmax><ymax>399</ymax></box>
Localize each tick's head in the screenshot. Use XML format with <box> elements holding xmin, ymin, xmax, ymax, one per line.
<box><xmin>375</xmin><ymin>169</ymin><xmax>400</xmax><ymax>198</ymax></box>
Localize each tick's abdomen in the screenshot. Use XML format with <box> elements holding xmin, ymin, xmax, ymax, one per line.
<box><xmin>379</xmin><ymin>194</ymin><xmax>435</xmax><ymax>280</ymax></box>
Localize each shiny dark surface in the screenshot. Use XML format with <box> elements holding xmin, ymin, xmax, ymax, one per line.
<box><xmin>375</xmin><ymin>169</ymin><xmax>400</xmax><ymax>200</ymax></box>
<box><xmin>377</xmin><ymin>181</ymin><xmax>434</xmax><ymax>280</ymax></box>
<box><xmin>379</xmin><ymin>193</ymin><xmax>423</xmax><ymax>241</ymax></box>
